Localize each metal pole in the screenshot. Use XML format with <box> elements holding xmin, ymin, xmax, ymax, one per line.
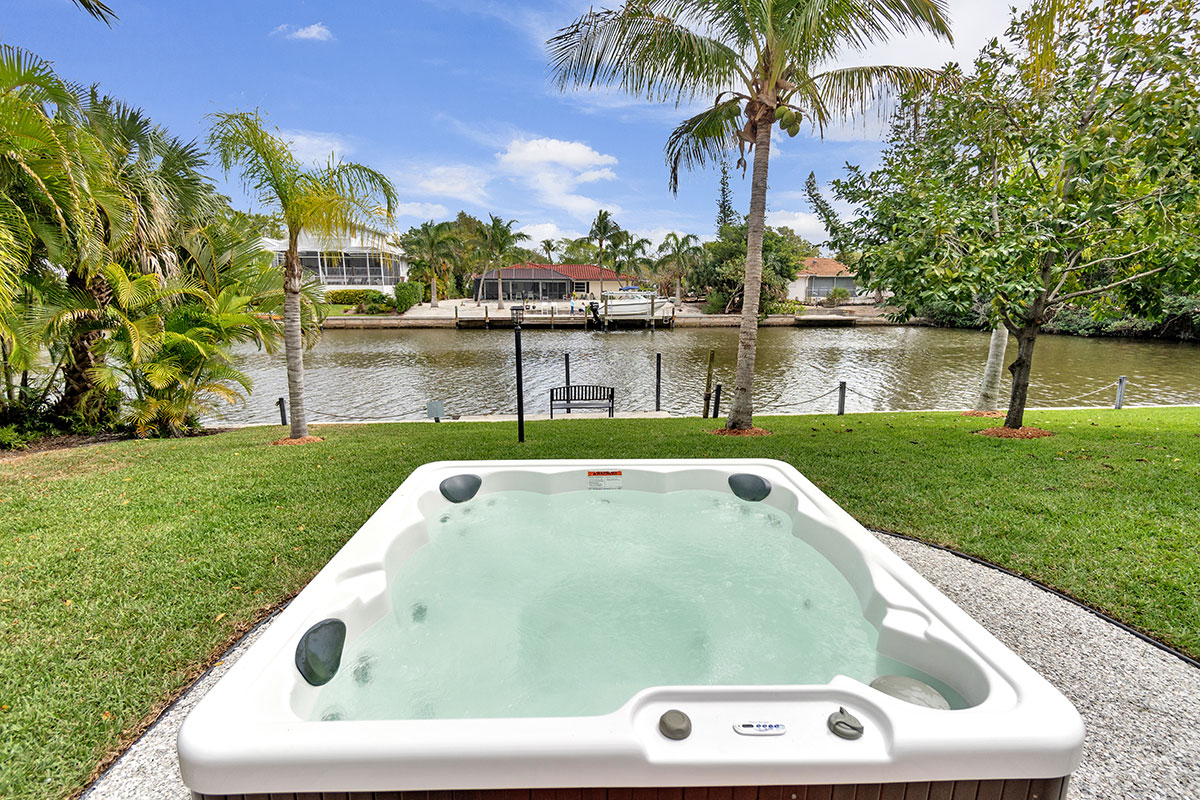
<box><xmin>515</xmin><ymin>321</ymin><xmax>525</xmax><ymax>443</ymax></box>
<box><xmin>1115</xmin><ymin>375</ymin><xmax>1126</xmax><ymax>409</ymax></box>
<box><xmin>702</xmin><ymin>349</ymin><xmax>715</xmax><ymax>417</ymax></box>
<box><xmin>565</xmin><ymin>353</ymin><xmax>571</xmax><ymax>415</ymax></box>
<box><xmin>712</xmin><ymin>383</ymin><xmax>722</xmax><ymax>417</ymax></box>
<box><xmin>276</xmin><ymin>397</ymin><xmax>287</xmax><ymax>426</ymax></box>
<box><xmin>655</xmin><ymin>352</ymin><xmax>662</xmax><ymax>412</ymax></box>
<box><xmin>838</xmin><ymin>381</ymin><xmax>847</xmax><ymax>415</ymax></box>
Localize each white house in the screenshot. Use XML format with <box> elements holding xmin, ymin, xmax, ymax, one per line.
<box><xmin>787</xmin><ymin>257</ymin><xmax>860</xmax><ymax>301</ymax></box>
<box><xmin>262</xmin><ymin>233</ymin><xmax>409</xmax><ymax>292</ymax></box>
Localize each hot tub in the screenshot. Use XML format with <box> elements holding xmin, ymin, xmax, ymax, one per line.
<box><xmin>178</xmin><ymin>459</ymin><xmax>1084</xmax><ymax>799</ymax></box>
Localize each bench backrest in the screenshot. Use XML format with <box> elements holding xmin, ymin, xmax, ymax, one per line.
<box><xmin>550</xmin><ymin>385</ymin><xmax>613</xmax><ymax>402</ymax></box>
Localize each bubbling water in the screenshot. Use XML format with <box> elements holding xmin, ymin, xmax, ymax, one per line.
<box><xmin>313</xmin><ymin>489</ymin><xmax>905</xmax><ymax>720</ymax></box>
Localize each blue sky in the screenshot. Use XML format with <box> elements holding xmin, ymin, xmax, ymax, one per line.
<box><xmin>8</xmin><ymin>0</ymin><xmax>1027</xmax><ymax>250</ymax></box>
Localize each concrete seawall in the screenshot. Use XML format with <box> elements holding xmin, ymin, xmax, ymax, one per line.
<box><xmin>322</xmin><ymin>313</ymin><xmax>898</xmax><ymax>330</ymax></box>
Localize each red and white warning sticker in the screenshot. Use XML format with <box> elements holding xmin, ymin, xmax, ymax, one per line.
<box><xmin>586</xmin><ymin>470</ymin><xmax>623</xmax><ymax>490</ymax></box>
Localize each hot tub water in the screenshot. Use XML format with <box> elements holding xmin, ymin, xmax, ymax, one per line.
<box><xmin>312</xmin><ymin>489</ymin><xmax>957</xmax><ymax>721</ymax></box>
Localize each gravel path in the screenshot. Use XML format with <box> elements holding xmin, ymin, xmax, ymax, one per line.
<box><xmin>83</xmin><ymin>535</ymin><xmax>1200</xmax><ymax>800</ymax></box>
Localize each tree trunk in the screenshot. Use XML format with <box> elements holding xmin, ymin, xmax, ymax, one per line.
<box><xmin>725</xmin><ymin>119</ymin><xmax>772</xmax><ymax>430</ymax></box>
<box><xmin>55</xmin><ymin>272</ymin><xmax>109</xmax><ymax>417</ymax></box>
<box><xmin>496</xmin><ymin>267</ymin><xmax>505</xmax><ymax>310</ymax></box>
<box><xmin>1003</xmin><ymin>325</ymin><xmax>1040</xmax><ymax>429</ymax></box>
<box><xmin>974</xmin><ymin>325</ymin><xmax>1009</xmax><ymax>411</ymax></box>
<box><xmin>283</xmin><ymin>232</ymin><xmax>309</xmax><ymax>438</ymax></box>
<box><xmin>674</xmin><ymin>276</ymin><xmax>682</xmax><ymax>308</ymax></box>
<box><xmin>1</xmin><ymin>337</ymin><xmax>14</xmax><ymax>404</ymax></box>
<box><xmin>430</xmin><ymin>269</ymin><xmax>440</xmax><ymax>308</ymax></box>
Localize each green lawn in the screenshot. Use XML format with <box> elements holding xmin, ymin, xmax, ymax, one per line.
<box><xmin>1</xmin><ymin>407</ymin><xmax>1198</xmax><ymax>799</ymax></box>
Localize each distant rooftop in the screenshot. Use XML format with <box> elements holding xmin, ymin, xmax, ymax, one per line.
<box><xmin>798</xmin><ymin>257</ymin><xmax>853</xmax><ymax>277</ymax></box>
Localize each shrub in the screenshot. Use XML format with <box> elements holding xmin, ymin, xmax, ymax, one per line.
<box><xmin>324</xmin><ymin>289</ymin><xmax>375</xmax><ymax>305</ymax></box>
<box><xmin>914</xmin><ymin>299</ymin><xmax>984</xmax><ymax>329</ymax></box>
<box><xmin>0</xmin><ymin>424</ymin><xmax>30</xmax><ymax>450</ymax></box>
<box><xmin>823</xmin><ymin>287</ymin><xmax>852</xmax><ymax>307</ymax></box>
<box><xmin>703</xmin><ymin>290</ymin><xmax>727</xmax><ymax>314</ymax></box>
<box><xmin>363</xmin><ymin>302</ymin><xmax>391</xmax><ymax>315</ymax></box>
<box><xmin>393</xmin><ymin>281</ymin><xmax>425</xmax><ymax>313</ymax></box>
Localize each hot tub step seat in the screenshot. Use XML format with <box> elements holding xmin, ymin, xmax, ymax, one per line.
<box><xmin>191</xmin><ymin>776</ymin><xmax>1069</xmax><ymax>800</ymax></box>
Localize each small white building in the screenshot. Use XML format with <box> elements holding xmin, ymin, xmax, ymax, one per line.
<box><xmin>263</xmin><ymin>233</ymin><xmax>409</xmax><ymax>291</ymax></box>
<box><xmin>787</xmin><ymin>257</ymin><xmax>860</xmax><ymax>301</ymax></box>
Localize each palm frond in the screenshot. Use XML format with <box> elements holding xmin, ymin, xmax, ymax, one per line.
<box><xmin>548</xmin><ymin>6</ymin><xmax>746</xmax><ymax>105</ymax></box>
<box><xmin>665</xmin><ymin>97</ymin><xmax>743</xmax><ymax>194</ymax></box>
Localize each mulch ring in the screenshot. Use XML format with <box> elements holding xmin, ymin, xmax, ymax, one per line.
<box><xmin>710</xmin><ymin>427</ymin><xmax>773</xmax><ymax>437</ymax></box>
<box><xmin>961</xmin><ymin>410</ymin><xmax>1006</xmax><ymax>418</ymax></box>
<box><xmin>976</xmin><ymin>426</ymin><xmax>1055</xmax><ymax>439</ymax></box>
<box><xmin>269</xmin><ymin>435</ymin><xmax>325</xmax><ymax>446</ymax></box>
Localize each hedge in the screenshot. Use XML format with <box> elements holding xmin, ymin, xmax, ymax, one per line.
<box><xmin>324</xmin><ymin>289</ymin><xmax>389</xmax><ymax>305</ymax></box>
<box><xmin>393</xmin><ymin>281</ymin><xmax>425</xmax><ymax>313</ymax></box>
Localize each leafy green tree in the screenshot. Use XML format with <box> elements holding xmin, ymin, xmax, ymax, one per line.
<box><xmin>540</xmin><ymin>239</ymin><xmax>556</xmax><ymax>263</ymax></box>
<box><xmin>834</xmin><ymin>0</ymin><xmax>1200</xmax><ymax>429</ymax></box>
<box><xmin>549</xmin><ymin>0</ymin><xmax>951</xmax><ymax>429</ymax></box>
<box><xmin>656</xmin><ymin>232</ymin><xmax>702</xmax><ymax>306</ymax></box>
<box><xmin>209</xmin><ymin>110</ymin><xmax>396</xmax><ymax>439</ymax></box>
<box><xmin>698</xmin><ymin>223</ymin><xmax>816</xmax><ymax>312</ymax></box>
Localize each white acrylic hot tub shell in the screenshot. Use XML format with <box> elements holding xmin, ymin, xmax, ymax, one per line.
<box><xmin>177</xmin><ymin>459</ymin><xmax>1084</xmax><ymax>795</ymax></box>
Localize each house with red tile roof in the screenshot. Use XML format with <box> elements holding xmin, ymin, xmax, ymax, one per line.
<box><xmin>472</xmin><ymin>263</ymin><xmax>639</xmax><ymax>302</ymax></box>
<box><xmin>787</xmin><ymin>257</ymin><xmax>860</xmax><ymax>301</ymax></box>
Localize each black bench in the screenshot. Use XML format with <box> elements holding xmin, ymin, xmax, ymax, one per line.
<box><xmin>549</xmin><ymin>385</ymin><xmax>614</xmax><ymax>418</ymax></box>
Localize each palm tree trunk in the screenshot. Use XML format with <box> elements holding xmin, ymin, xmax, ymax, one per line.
<box><xmin>430</xmin><ymin>269</ymin><xmax>440</xmax><ymax>308</ymax></box>
<box><xmin>283</xmin><ymin>233</ymin><xmax>309</xmax><ymax>438</ymax></box>
<box><xmin>56</xmin><ymin>272</ymin><xmax>109</xmax><ymax>417</ymax></box>
<box><xmin>1</xmin><ymin>337</ymin><xmax>14</xmax><ymax>404</ymax></box>
<box><xmin>675</xmin><ymin>276</ymin><xmax>682</xmax><ymax>308</ymax></box>
<box><xmin>974</xmin><ymin>325</ymin><xmax>1009</xmax><ymax>411</ymax></box>
<box><xmin>725</xmin><ymin>120</ymin><xmax>772</xmax><ymax>430</ymax></box>
<box><xmin>496</xmin><ymin>266</ymin><xmax>505</xmax><ymax>310</ymax></box>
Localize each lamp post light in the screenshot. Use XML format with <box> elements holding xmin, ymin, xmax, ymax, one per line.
<box><xmin>512</xmin><ymin>307</ymin><xmax>525</xmax><ymax>443</ymax></box>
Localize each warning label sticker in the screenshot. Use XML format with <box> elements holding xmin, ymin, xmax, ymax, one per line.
<box><xmin>587</xmin><ymin>470</ymin><xmax>623</xmax><ymax>490</ymax></box>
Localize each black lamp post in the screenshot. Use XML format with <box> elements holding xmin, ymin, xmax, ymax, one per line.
<box><xmin>512</xmin><ymin>307</ymin><xmax>525</xmax><ymax>443</ymax></box>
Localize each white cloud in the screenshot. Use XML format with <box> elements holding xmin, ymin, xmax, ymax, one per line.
<box><xmin>413</xmin><ymin>164</ymin><xmax>491</xmax><ymax>203</ymax></box>
<box><xmin>271</xmin><ymin>22</ymin><xmax>334</xmax><ymax>41</ymax></box>
<box><xmin>498</xmin><ymin>138</ymin><xmax>617</xmax><ymax>172</ymax></box>
<box><xmin>518</xmin><ymin>221</ymin><xmax>583</xmax><ymax>245</ymax></box>
<box><xmin>766</xmin><ymin>209</ymin><xmax>829</xmax><ymax>245</ymax></box>
<box><xmin>497</xmin><ymin>137</ymin><xmax>621</xmax><ymax>219</ymax></box>
<box><xmin>279</xmin><ymin>129</ymin><xmax>350</xmax><ymax>163</ymax></box>
<box><xmin>394</xmin><ymin>201</ymin><xmax>449</xmax><ymax>219</ymax></box>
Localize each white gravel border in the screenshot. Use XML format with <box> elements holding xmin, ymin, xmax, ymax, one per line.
<box><xmin>83</xmin><ymin>535</ymin><xmax>1200</xmax><ymax>800</ymax></box>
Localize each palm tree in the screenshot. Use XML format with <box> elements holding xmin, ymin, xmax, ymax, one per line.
<box><xmin>407</xmin><ymin>221</ymin><xmax>458</xmax><ymax>308</ymax></box>
<box><xmin>588</xmin><ymin>209</ymin><xmax>620</xmax><ymax>275</ymax></box>
<box><xmin>541</xmin><ymin>239</ymin><xmax>556</xmax><ymax>263</ymax></box>
<box><xmin>550</xmin><ymin>1</ymin><xmax>952</xmax><ymax>429</ymax></box>
<box><xmin>656</xmin><ymin>232</ymin><xmax>702</xmax><ymax>307</ymax></box>
<box><xmin>209</xmin><ymin>110</ymin><xmax>396</xmax><ymax>439</ymax></box>
<box><xmin>475</xmin><ymin>214</ymin><xmax>529</xmax><ymax>310</ymax></box>
<box><xmin>612</xmin><ymin>231</ymin><xmax>653</xmax><ymax>280</ymax></box>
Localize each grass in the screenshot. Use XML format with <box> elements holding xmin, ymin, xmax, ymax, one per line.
<box><xmin>1</xmin><ymin>407</ymin><xmax>1198</xmax><ymax>799</ymax></box>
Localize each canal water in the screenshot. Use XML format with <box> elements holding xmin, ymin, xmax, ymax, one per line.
<box><xmin>213</xmin><ymin>326</ymin><xmax>1199</xmax><ymax>425</ymax></box>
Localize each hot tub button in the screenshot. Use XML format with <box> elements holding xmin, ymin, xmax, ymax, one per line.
<box><xmin>658</xmin><ymin>709</ymin><xmax>692</xmax><ymax>740</ymax></box>
<box><xmin>734</xmin><ymin>720</ymin><xmax>787</xmax><ymax>736</ymax></box>
<box><xmin>827</xmin><ymin>707</ymin><xmax>864</xmax><ymax>740</ymax></box>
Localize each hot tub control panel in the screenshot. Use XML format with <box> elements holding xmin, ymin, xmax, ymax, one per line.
<box><xmin>733</xmin><ymin>721</ymin><xmax>787</xmax><ymax>736</ymax></box>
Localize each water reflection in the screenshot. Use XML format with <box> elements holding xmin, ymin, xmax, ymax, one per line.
<box><xmin>212</xmin><ymin>327</ymin><xmax>1200</xmax><ymax>425</ymax></box>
